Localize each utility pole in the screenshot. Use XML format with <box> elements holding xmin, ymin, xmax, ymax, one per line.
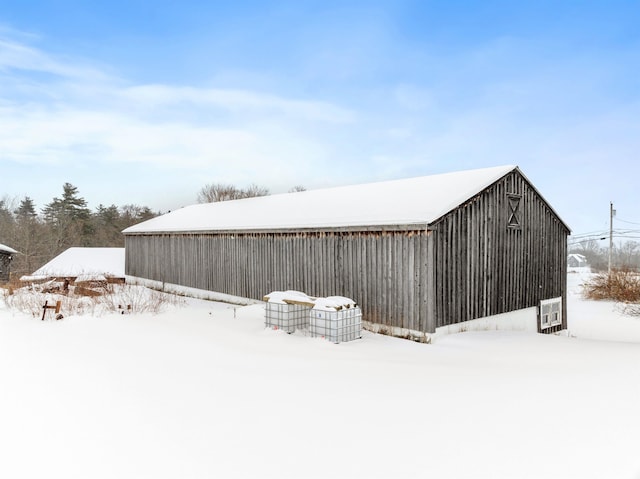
<box><xmin>609</xmin><ymin>201</ymin><xmax>614</xmax><ymax>274</ymax></box>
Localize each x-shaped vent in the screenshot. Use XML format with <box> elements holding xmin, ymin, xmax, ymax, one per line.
<box><xmin>508</xmin><ymin>195</ymin><xmax>521</xmax><ymax>227</ymax></box>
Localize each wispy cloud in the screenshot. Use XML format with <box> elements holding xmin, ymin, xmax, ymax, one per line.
<box><xmin>120</xmin><ymin>85</ymin><xmax>355</xmax><ymax>123</ymax></box>
<box><xmin>0</xmin><ymin>37</ymin><xmax>110</xmax><ymax>82</ymax></box>
<box><xmin>0</xmin><ymin>32</ymin><xmax>354</xmax><ymax>195</ymax></box>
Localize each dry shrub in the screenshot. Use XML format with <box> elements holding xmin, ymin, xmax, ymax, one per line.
<box><xmin>582</xmin><ymin>269</ymin><xmax>640</xmax><ymax>303</ymax></box>
<box><xmin>2</xmin><ymin>288</ymin><xmax>98</xmax><ymax>318</ymax></box>
<box><xmin>2</xmin><ymin>282</ymin><xmax>184</xmax><ymax>318</ymax></box>
<box><xmin>0</xmin><ymin>275</ymin><xmax>25</xmax><ymax>296</ymax></box>
<box><xmin>99</xmin><ymin>283</ymin><xmax>185</xmax><ymax>314</ymax></box>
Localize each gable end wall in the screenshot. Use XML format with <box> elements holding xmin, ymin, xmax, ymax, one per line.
<box><xmin>431</xmin><ymin>170</ymin><xmax>568</xmax><ymax>329</ymax></box>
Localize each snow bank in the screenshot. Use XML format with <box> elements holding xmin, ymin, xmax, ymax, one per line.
<box><xmin>127</xmin><ymin>275</ymin><xmax>262</xmax><ymax>306</ymax></box>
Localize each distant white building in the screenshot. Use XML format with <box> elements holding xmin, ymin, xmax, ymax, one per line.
<box><xmin>568</xmin><ymin>253</ymin><xmax>589</xmax><ymax>270</ymax></box>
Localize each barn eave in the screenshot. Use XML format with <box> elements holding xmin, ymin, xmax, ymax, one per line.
<box><xmin>122</xmin><ymin>222</ymin><xmax>432</xmax><ymax>236</ymax></box>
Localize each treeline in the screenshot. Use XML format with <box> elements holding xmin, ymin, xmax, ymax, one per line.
<box><xmin>570</xmin><ymin>239</ymin><xmax>640</xmax><ymax>272</ymax></box>
<box><xmin>196</xmin><ymin>182</ymin><xmax>305</xmax><ymax>203</ymax></box>
<box><xmin>0</xmin><ymin>183</ymin><xmax>158</xmax><ymax>277</ymax></box>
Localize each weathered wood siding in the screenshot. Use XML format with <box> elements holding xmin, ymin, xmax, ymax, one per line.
<box><xmin>125</xmin><ymin>230</ymin><xmax>433</xmax><ymax>332</ymax></box>
<box><xmin>431</xmin><ymin>170</ymin><xmax>568</xmax><ymax>330</ymax></box>
<box><xmin>0</xmin><ymin>253</ymin><xmax>11</xmax><ymax>282</ymax></box>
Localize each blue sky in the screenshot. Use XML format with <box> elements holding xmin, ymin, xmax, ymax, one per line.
<box><xmin>1</xmin><ymin>1</ymin><xmax>639</xmax><ymax>240</ymax></box>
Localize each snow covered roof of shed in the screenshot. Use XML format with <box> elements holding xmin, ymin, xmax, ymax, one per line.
<box><xmin>23</xmin><ymin>247</ymin><xmax>125</xmax><ymax>279</ymax></box>
<box><xmin>124</xmin><ymin>165</ymin><xmax>521</xmax><ymax>234</ymax></box>
<box><xmin>0</xmin><ymin>243</ymin><xmax>18</xmax><ymax>255</ymax></box>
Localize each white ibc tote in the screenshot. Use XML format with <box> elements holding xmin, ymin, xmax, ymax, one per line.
<box><xmin>309</xmin><ymin>296</ymin><xmax>362</xmax><ymax>344</ymax></box>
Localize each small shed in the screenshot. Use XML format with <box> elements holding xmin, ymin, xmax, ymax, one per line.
<box><xmin>0</xmin><ymin>243</ymin><xmax>18</xmax><ymax>283</ymax></box>
<box><xmin>123</xmin><ymin>165</ymin><xmax>570</xmax><ymax>341</ymax></box>
<box><xmin>21</xmin><ymin>247</ymin><xmax>126</xmax><ymax>284</ymax></box>
<box><xmin>568</xmin><ymin>253</ymin><xmax>588</xmax><ymax>268</ymax></box>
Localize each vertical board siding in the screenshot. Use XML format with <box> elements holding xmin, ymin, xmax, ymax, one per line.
<box><xmin>126</xmin><ymin>230</ymin><xmax>431</xmax><ymax>331</ymax></box>
<box><xmin>432</xmin><ymin>171</ymin><xmax>568</xmax><ymax>328</ymax></box>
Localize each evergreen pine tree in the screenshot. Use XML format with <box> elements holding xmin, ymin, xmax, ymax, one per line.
<box><xmin>14</xmin><ymin>197</ymin><xmax>37</xmax><ymax>221</ymax></box>
<box><xmin>42</xmin><ymin>183</ymin><xmax>91</xmax><ymax>223</ymax></box>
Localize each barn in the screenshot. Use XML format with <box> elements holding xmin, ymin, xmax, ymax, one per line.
<box><xmin>0</xmin><ymin>243</ymin><xmax>18</xmax><ymax>283</ymax></box>
<box><xmin>123</xmin><ymin>165</ymin><xmax>570</xmax><ymax>341</ymax></box>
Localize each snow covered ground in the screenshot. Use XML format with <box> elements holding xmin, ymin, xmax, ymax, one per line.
<box><xmin>1</xmin><ymin>271</ymin><xmax>640</xmax><ymax>479</ymax></box>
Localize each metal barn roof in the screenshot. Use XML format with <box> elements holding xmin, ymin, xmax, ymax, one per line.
<box><xmin>124</xmin><ymin>165</ymin><xmax>525</xmax><ymax>234</ymax></box>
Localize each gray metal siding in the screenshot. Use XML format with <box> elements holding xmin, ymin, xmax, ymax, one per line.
<box><xmin>125</xmin><ymin>231</ymin><xmax>432</xmax><ymax>332</ymax></box>
<box><xmin>432</xmin><ymin>171</ymin><xmax>568</xmax><ymax>329</ymax></box>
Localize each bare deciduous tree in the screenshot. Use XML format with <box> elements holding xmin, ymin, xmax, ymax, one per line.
<box><xmin>240</xmin><ymin>184</ymin><xmax>270</xmax><ymax>199</ymax></box>
<box><xmin>570</xmin><ymin>238</ymin><xmax>640</xmax><ymax>272</ymax></box>
<box><xmin>197</xmin><ymin>183</ymin><xmax>269</xmax><ymax>203</ymax></box>
<box><xmin>197</xmin><ymin>183</ymin><xmax>240</xmax><ymax>203</ymax></box>
<box><xmin>617</xmin><ymin>241</ymin><xmax>640</xmax><ymax>269</ymax></box>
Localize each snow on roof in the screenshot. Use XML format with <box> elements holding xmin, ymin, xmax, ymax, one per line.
<box><xmin>24</xmin><ymin>247</ymin><xmax>125</xmax><ymax>279</ymax></box>
<box><xmin>263</xmin><ymin>291</ymin><xmax>357</xmax><ymax>311</ymax></box>
<box><xmin>0</xmin><ymin>243</ymin><xmax>18</xmax><ymax>254</ymax></box>
<box><xmin>313</xmin><ymin>296</ymin><xmax>358</xmax><ymax>312</ymax></box>
<box><xmin>263</xmin><ymin>290</ymin><xmax>316</xmax><ymax>305</ymax></box>
<box><xmin>124</xmin><ymin>165</ymin><xmax>517</xmax><ymax>234</ymax></box>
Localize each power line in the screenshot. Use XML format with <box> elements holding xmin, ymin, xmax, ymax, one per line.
<box><xmin>570</xmin><ymin>230</ymin><xmax>609</xmax><ymax>239</ymax></box>
<box><xmin>568</xmin><ymin>236</ymin><xmax>607</xmax><ymax>246</ymax></box>
<box><xmin>616</xmin><ymin>217</ymin><xmax>640</xmax><ymax>226</ymax></box>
